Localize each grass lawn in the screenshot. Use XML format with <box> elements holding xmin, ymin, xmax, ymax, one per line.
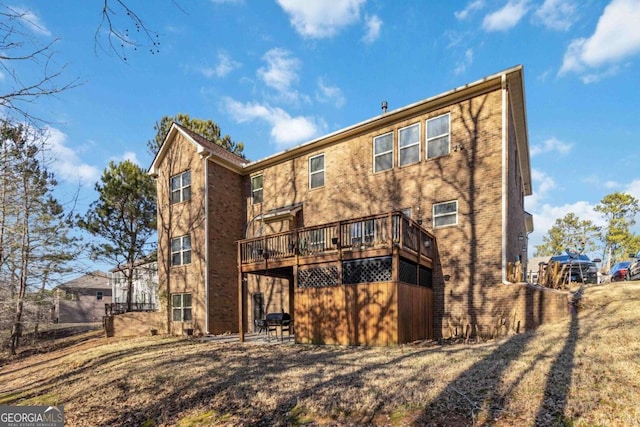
<box><xmin>1</xmin><ymin>281</ymin><xmax>639</xmax><ymax>426</ymax></box>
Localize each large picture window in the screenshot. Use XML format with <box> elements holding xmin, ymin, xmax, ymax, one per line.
<box><xmin>373</xmin><ymin>132</ymin><xmax>393</xmax><ymax>172</ymax></box>
<box><xmin>171</xmin><ymin>235</ymin><xmax>192</xmax><ymax>266</ymax></box>
<box><xmin>170</xmin><ymin>170</ymin><xmax>191</xmax><ymax>204</ymax></box>
<box><xmin>251</xmin><ymin>174</ymin><xmax>263</xmax><ymax>204</ymax></box>
<box><xmin>399</xmin><ymin>123</ymin><xmax>420</xmax><ymax>166</ymax></box>
<box><xmin>309</xmin><ymin>154</ymin><xmax>325</xmax><ymax>189</ymax></box>
<box><xmin>433</xmin><ymin>200</ymin><xmax>458</xmax><ymax>228</ymax></box>
<box><xmin>172</xmin><ymin>293</ymin><xmax>192</xmax><ymax>322</ymax></box>
<box><xmin>426</xmin><ymin>113</ymin><xmax>450</xmax><ymax>159</ymax></box>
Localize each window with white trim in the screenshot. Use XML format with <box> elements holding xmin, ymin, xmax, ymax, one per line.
<box><xmin>170</xmin><ymin>170</ymin><xmax>191</xmax><ymax>204</ymax></box>
<box><xmin>172</xmin><ymin>293</ymin><xmax>192</xmax><ymax>322</ymax></box>
<box><xmin>426</xmin><ymin>113</ymin><xmax>450</xmax><ymax>159</ymax></box>
<box><xmin>433</xmin><ymin>201</ymin><xmax>458</xmax><ymax>228</ymax></box>
<box><xmin>96</xmin><ymin>291</ymin><xmax>103</xmax><ymax>301</ymax></box>
<box><xmin>251</xmin><ymin>174</ymin><xmax>263</xmax><ymax>204</ymax></box>
<box><xmin>373</xmin><ymin>132</ymin><xmax>393</xmax><ymax>172</ymax></box>
<box><xmin>171</xmin><ymin>235</ymin><xmax>192</xmax><ymax>266</ymax></box>
<box><xmin>309</xmin><ymin>154</ymin><xmax>325</xmax><ymax>189</ymax></box>
<box><xmin>399</xmin><ymin>123</ymin><xmax>420</xmax><ymax>166</ymax></box>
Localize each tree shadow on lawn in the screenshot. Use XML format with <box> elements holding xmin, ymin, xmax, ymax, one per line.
<box><xmin>416</xmin><ymin>310</ymin><xmax>579</xmax><ymax>426</ymax></box>
<box><xmin>0</xmin><ymin>338</ymin><xmax>191</xmax><ymax>404</ymax></box>
<box><xmin>101</xmin><ymin>343</ymin><xmax>449</xmax><ymax>426</ymax></box>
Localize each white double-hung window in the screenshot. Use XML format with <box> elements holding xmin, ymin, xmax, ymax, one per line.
<box><xmin>171</xmin><ymin>235</ymin><xmax>192</xmax><ymax>266</ymax></box>
<box><xmin>251</xmin><ymin>174</ymin><xmax>263</xmax><ymax>204</ymax></box>
<box><xmin>399</xmin><ymin>123</ymin><xmax>420</xmax><ymax>166</ymax></box>
<box><xmin>373</xmin><ymin>132</ymin><xmax>393</xmax><ymax>172</ymax></box>
<box><xmin>433</xmin><ymin>201</ymin><xmax>458</xmax><ymax>228</ymax></box>
<box><xmin>170</xmin><ymin>170</ymin><xmax>191</xmax><ymax>204</ymax></box>
<box><xmin>426</xmin><ymin>113</ymin><xmax>450</xmax><ymax>159</ymax></box>
<box><xmin>309</xmin><ymin>154</ymin><xmax>325</xmax><ymax>189</ymax></box>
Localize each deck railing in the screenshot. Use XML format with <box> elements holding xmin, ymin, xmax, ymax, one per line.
<box><xmin>105</xmin><ymin>302</ymin><xmax>157</xmax><ymax>316</ymax></box>
<box><xmin>239</xmin><ymin>212</ymin><xmax>434</xmax><ymax>265</ymax></box>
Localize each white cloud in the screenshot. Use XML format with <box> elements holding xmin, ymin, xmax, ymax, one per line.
<box><xmin>316</xmin><ymin>78</ymin><xmax>346</xmax><ymax>108</ymax></box>
<box><xmin>257</xmin><ymin>48</ymin><xmax>300</xmax><ymax>93</ymax></box>
<box><xmin>455</xmin><ymin>0</ymin><xmax>485</xmax><ymax>20</ymax></box>
<box><xmin>45</xmin><ymin>128</ymin><xmax>100</xmax><ymax>186</ymax></box>
<box><xmin>362</xmin><ymin>14</ymin><xmax>382</xmax><ymax>44</ymax></box>
<box><xmin>13</xmin><ymin>7</ymin><xmax>51</xmax><ymax>37</ymax></box>
<box><xmin>222</xmin><ymin>97</ymin><xmax>325</xmax><ymax>148</ymax></box>
<box><xmin>122</xmin><ymin>151</ymin><xmax>140</xmax><ymax>165</ymax></box>
<box><xmin>534</xmin><ymin>0</ymin><xmax>577</xmax><ymax>31</ymax></box>
<box><xmin>559</xmin><ymin>0</ymin><xmax>640</xmax><ymax>80</ymax></box>
<box><xmin>529</xmin><ymin>136</ymin><xmax>573</xmax><ymax>156</ymax></box>
<box><xmin>184</xmin><ymin>53</ymin><xmax>240</xmax><ymax>78</ymax></box>
<box><xmin>482</xmin><ymin>0</ymin><xmax>530</xmax><ymax>32</ymax></box>
<box><xmin>454</xmin><ymin>48</ymin><xmax>474</xmax><ymax>75</ymax></box>
<box><xmin>214</xmin><ymin>52</ymin><xmax>241</xmax><ymax>77</ymax></box>
<box><xmin>276</xmin><ymin>0</ymin><xmax>366</xmax><ymax>38</ymax></box>
<box><xmin>526</xmin><ymin>168</ymin><xmax>557</xmax><ymax>211</ymax></box>
<box><xmin>625</xmin><ymin>179</ymin><xmax>640</xmax><ymax>199</ymax></box>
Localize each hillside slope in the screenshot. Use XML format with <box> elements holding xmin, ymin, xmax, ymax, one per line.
<box><xmin>1</xmin><ymin>282</ymin><xmax>639</xmax><ymax>426</ymax></box>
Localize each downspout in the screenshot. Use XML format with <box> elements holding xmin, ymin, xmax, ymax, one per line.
<box><xmin>501</xmin><ymin>73</ymin><xmax>510</xmax><ymax>284</ymax></box>
<box><xmin>203</xmin><ymin>152</ymin><xmax>212</xmax><ymax>334</ymax></box>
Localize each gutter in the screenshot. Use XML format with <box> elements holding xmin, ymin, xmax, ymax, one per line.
<box><xmin>501</xmin><ymin>73</ymin><xmax>510</xmax><ymax>284</ymax></box>
<box><xmin>203</xmin><ymin>152</ymin><xmax>212</xmax><ymax>334</ymax></box>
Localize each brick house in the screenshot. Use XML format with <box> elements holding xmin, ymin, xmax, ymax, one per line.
<box><xmin>149</xmin><ymin>65</ymin><xmax>568</xmax><ymax>345</ymax></box>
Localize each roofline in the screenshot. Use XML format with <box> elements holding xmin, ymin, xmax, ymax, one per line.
<box><xmin>147</xmin><ymin>66</ymin><xmax>531</xmax><ymax>190</ymax></box>
<box><xmin>242</xmin><ymin>65</ymin><xmax>527</xmax><ymax>173</ymax></box>
<box><xmin>148</xmin><ymin>123</ymin><xmax>247</xmax><ymax>176</ymax></box>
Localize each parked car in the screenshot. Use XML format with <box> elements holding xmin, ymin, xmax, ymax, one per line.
<box><xmin>627</xmin><ymin>251</ymin><xmax>640</xmax><ymax>281</ymax></box>
<box><xmin>549</xmin><ymin>253</ymin><xmax>600</xmax><ymax>284</ymax></box>
<box><xmin>608</xmin><ymin>261</ymin><xmax>631</xmax><ymax>282</ymax></box>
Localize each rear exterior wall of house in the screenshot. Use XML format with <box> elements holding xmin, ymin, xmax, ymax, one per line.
<box><xmin>243</xmin><ymin>86</ymin><xmax>529</xmax><ymax>338</ymax></box>
<box><xmin>156</xmin><ymin>133</ymin><xmax>209</xmax><ymax>336</ymax></box>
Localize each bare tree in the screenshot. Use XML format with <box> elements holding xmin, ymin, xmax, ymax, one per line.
<box><xmin>0</xmin><ymin>4</ymin><xmax>79</xmax><ymax>123</ymax></box>
<box><xmin>0</xmin><ymin>122</ymin><xmax>78</xmax><ymax>354</ymax></box>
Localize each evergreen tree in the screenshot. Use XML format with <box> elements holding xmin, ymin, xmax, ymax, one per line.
<box><xmin>534</xmin><ymin>213</ymin><xmax>600</xmax><ymax>257</ymax></box>
<box><xmin>595</xmin><ymin>192</ymin><xmax>640</xmax><ymax>263</ymax></box>
<box><xmin>77</xmin><ymin>160</ymin><xmax>156</xmax><ymax>311</ymax></box>
<box><xmin>148</xmin><ymin>113</ymin><xmax>244</xmax><ymax>157</ymax></box>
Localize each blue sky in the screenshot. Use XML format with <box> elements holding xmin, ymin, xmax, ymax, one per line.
<box><xmin>5</xmin><ymin>0</ymin><xmax>640</xmax><ymax>269</ymax></box>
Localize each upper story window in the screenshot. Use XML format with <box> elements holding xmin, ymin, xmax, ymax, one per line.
<box><xmin>426</xmin><ymin>113</ymin><xmax>450</xmax><ymax>159</ymax></box>
<box><xmin>373</xmin><ymin>132</ymin><xmax>393</xmax><ymax>172</ymax></box>
<box><xmin>399</xmin><ymin>123</ymin><xmax>421</xmax><ymax>166</ymax></box>
<box><xmin>170</xmin><ymin>170</ymin><xmax>191</xmax><ymax>204</ymax></box>
<box><xmin>171</xmin><ymin>235</ymin><xmax>192</xmax><ymax>266</ymax></box>
<box><xmin>433</xmin><ymin>200</ymin><xmax>458</xmax><ymax>228</ymax></box>
<box><xmin>251</xmin><ymin>174</ymin><xmax>263</xmax><ymax>204</ymax></box>
<box><xmin>96</xmin><ymin>291</ymin><xmax>103</xmax><ymax>301</ymax></box>
<box><xmin>309</xmin><ymin>154</ymin><xmax>325</xmax><ymax>189</ymax></box>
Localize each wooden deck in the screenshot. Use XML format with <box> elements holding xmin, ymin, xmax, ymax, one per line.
<box><xmin>237</xmin><ymin>212</ymin><xmax>436</xmax><ymax>346</ymax></box>
<box><xmin>238</xmin><ymin>212</ymin><xmax>435</xmax><ymax>273</ymax></box>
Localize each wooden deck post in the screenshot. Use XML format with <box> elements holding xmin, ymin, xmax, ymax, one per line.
<box><xmin>238</xmin><ymin>241</ymin><xmax>245</xmax><ymax>342</ymax></box>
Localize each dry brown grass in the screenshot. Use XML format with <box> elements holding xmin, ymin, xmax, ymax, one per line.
<box><xmin>1</xmin><ymin>282</ymin><xmax>640</xmax><ymax>426</ymax></box>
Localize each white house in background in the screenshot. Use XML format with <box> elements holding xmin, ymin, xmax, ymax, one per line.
<box><xmin>110</xmin><ymin>259</ymin><xmax>159</xmax><ymax>312</ymax></box>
